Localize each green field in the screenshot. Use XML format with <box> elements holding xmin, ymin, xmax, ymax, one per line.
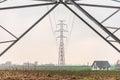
<box><xmin>34</xmin><ymin>65</ymin><xmax>117</xmax><ymax>71</ymax></box>
<box><xmin>38</xmin><ymin>66</ymin><xmax>91</xmax><ymax>70</ymax></box>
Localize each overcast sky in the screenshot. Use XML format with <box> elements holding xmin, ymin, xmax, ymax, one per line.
<box><xmin>0</xmin><ymin>0</ymin><xmax>120</xmax><ymax>65</ymax></box>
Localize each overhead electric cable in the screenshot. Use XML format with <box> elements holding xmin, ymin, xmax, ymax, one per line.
<box><xmin>47</xmin><ymin>5</ymin><xmax>58</xmax><ymax>48</ymax></box>
<box><xmin>47</xmin><ymin>6</ymin><xmax>54</xmax><ymax>34</ymax></box>
<box><xmin>52</xmin><ymin>7</ymin><xmax>57</xmax><ymax>26</ymax></box>
<box><xmin>67</xmin><ymin>6</ymin><xmax>76</xmax><ymax>42</ymax></box>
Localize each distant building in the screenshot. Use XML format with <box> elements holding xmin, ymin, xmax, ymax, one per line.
<box><xmin>5</xmin><ymin>61</ymin><xmax>12</xmax><ymax>66</ymax></box>
<box><xmin>91</xmin><ymin>61</ymin><xmax>110</xmax><ymax>70</ymax></box>
<box><xmin>34</xmin><ymin>61</ymin><xmax>38</xmax><ymax>66</ymax></box>
<box><xmin>115</xmin><ymin>60</ymin><xmax>120</xmax><ymax>70</ymax></box>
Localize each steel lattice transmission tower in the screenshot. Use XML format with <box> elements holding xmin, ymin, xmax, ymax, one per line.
<box><xmin>0</xmin><ymin>0</ymin><xmax>120</xmax><ymax>61</ymax></box>
<box><xmin>56</xmin><ymin>20</ymin><xmax>68</xmax><ymax>65</ymax></box>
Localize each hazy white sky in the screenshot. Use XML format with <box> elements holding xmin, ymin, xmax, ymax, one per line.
<box><xmin>0</xmin><ymin>0</ymin><xmax>120</xmax><ymax>65</ymax></box>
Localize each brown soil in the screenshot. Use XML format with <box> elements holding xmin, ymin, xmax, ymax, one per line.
<box><xmin>0</xmin><ymin>71</ymin><xmax>119</xmax><ymax>80</ymax></box>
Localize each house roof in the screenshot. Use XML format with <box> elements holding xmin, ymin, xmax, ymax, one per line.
<box><xmin>91</xmin><ymin>61</ymin><xmax>110</xmax><ymax>68</ymax></box>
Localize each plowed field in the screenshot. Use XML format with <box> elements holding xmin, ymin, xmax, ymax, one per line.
<box><xmin>0</xmin><ymin>70</ymin><xmax>120</xmax><ymax>80</ymax></box>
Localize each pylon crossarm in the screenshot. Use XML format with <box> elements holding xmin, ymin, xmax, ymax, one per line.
<box><xmin>0</xmin><ymin>40</ymin><xmax>16</xmax><ymax>44</ymax></box>
<box><xmin>0</xmin><ymin>2</ymin><xmax>57</xmax><ymax>10</ymax></box>
<box><xmin>67</xmin><ymin>3</ymin><xmax>120</xmax><ymax>9</ymax></box>
<box><xmin>70</xmin><ymin>0</ymin><xmax>120</xmax><ymax>44</ymax></box>
<box><xmin>0</xmin><ymin>3</ymin><xmax>59</xmax><ymax>56</ymax></box>
<box><xmin>62</xmin><ymin>2</ymin><xmax>120</xmax><ymax>53</ymax></box>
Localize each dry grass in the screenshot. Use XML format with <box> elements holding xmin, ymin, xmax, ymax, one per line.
<box><xmin>0</xmin><ymin>70</ymin><xmax>120</xmax><ymax>80</ymax></box>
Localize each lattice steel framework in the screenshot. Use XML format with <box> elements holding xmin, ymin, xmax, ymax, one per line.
<box><xmin>0</xmin><ymin>0</ymin><xmax>120</xmax><ymax>57</ymax></box>
<box><xmin>56</xmin><ymin>20</ymin><xmax>68</xmax><ymax>65</ymax></box>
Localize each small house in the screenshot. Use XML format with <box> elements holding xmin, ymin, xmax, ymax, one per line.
<box><xmin>91</xmin><ymin>61</ymin><xmax>110</xmax><ymax>70</ymax></box>
<box><xmin>115</xmin><ymin>60</ymin><xmax>120</xmax><ymax>70</ymax></box>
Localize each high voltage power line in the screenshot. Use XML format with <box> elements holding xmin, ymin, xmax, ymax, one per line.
<box><xmin>0</xmin><ymin>0</ymin><xmax>120</xmax><ymax>65</ymax></box>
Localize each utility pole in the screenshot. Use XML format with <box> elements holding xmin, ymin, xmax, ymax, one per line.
<box><xmin>56</xmin><ymin>20</ymin><xmax>68</xmax><ymax>66</ymax></box>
